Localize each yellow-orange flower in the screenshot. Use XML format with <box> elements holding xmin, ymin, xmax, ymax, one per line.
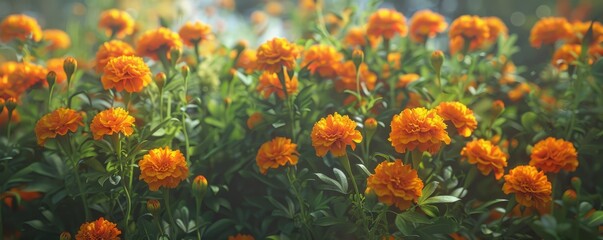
<box><xmin>529</xmin><ymin>17</ymin><xmax>573</xmax><ymax>48</ymax></box>
<box><xmin>101</xmin><ymin>55</ymin><xmax>152</xmax><ymax>93</ymax></box>
<box><xmin>35</xmin><ymin>108</ymin><xmax>83</xmax><ymax>146</ymax></box>
<box><xmin>569</xmin><ymin>21</ymin><xmax>603</xmax><ymax>45</ymax></box>
<box><xmin>136</xmin><ymin>27</ymin><xmax>183</xmax><ymax>60</ymax></box>
<box><xmin>246</xmin><ymin>112</ymin><xmax>263</xmax><ymax>129</ymax></box>
<box><xmin>90</xmin><ymin>107</ymin><xmax>135</xmax><ymax>140</ymax></box>
<box><xmin>551</xmin><ymin>44</ymin><xmax>581</xmax><ymax>70</ymax></box>
<box><xmin>178</xmin><ymin>21</ymin><xmax>213</xmax><ymax>47</ymax></box>
<box><xmin>139</xmin><ymin>147</ymin><xmax>189</xmax><ymax>191</ymax></box>
<box><xmin>46</xmin><ymin>58</ymin><xmax>67</xmax><ymax>84</ymax></box>
<box><xmin>396</xmin><ymin>73</ymin><xmax>420</xmax><ymax>88</ymax></box>
<box><xmin>228</xmin><ymin>234</ymin><xmax>255</xmax><ymax>240</ymax></box>
<box><xmin>0</xmin><ymin>14</ymin><xmax>42</xmax><ymax>42</ymax></box>
<box><xmin>366</xmin><ymin>159</ymin><xmax>423</xmax><ymax>211</ymax></box>
<box><xmin>301</xmin><ymin>45</ymin><xmax>343</xmax><ymax>78</ymax></box>
<box><xmin>255</xmin><ymin>137</ymin><xmax>299</xmax><ymax>174</ymax></box>
<box><xmin>42</xmin><ymin>29</ymin><xmax>71</xmax><ymax>51</ymax></box>
<box><xmin>503</xmin><ymin>165</ymin><xmax>552</xmax><ymax>212</ymax></box>
<box><xmin>344</xmin><ymin>27</ymin><xmax>367</xmax><ymax>47</ymax></box>
<box><xmin>389</xmin><ymin>107</ymin><xmax>451</xmax><ymax>154</ymax></box>
<box><xmin>408</xmin><ymin>10</ymin><xmax>447</xmax><ymax>43</ymax></box>
<box><xmin>508</xmin><ymin>82</ymin><xmax>531</xmax><ymax>102</ymax></box>
<box><xmin>95</xmin><ymin>40</ymin><xmax>136</xmax><ymax>72</ymax></box>
<box><xmin>256</xmin><ymin>71</ymin><xmax>298</xmax><ymax>99</ymax></box>
<box><xmin>449</xmin><ymin>15</ymin><xmax>490</xmax><ymax>54</ymax></box>
<box><xmin>236</xmin><ymin>49</ymin><xmax>257</xmax><ymax>73</ymax></box>
<box><xmin>75</xmin><ymin>217</ymin><xmax>121</xmax><ymax>240</ymax></box>
<box><xmin>483</xmin><ymin>17</ymin><xmax>508</xmax><ymax>42</ymax></box>
<box><xmin>367</xmin><ymin>9</ymin><xmax>408</xmax><ymax>40</ymax></box>
<box><xmin>461</xmin><ymin>139</ymin><xmax>508</xmax><ymax>180</ymax></box>
<box><xmin>335</xmin><ymin>61</ymin><xmax>376</xmax><ymax>92</ymax></box>
<box><xmin>311</xmin><ymin>112</ymin><xmax>363</xmax><ymax>157</ymax></box>
<box><xmin>436</xmin><ymin>101</ymin><xmax>478</xmax><ymax>137</ymax></box>
<box><xmin>0</xmin><ymin>61</ymin><xmax>48</xmax><ymax>99</ymax></box>
<box><xmin>98</xmin><ymin>9</ymin><xmax>135</xmax><ymax>38</ymax></box>
<box><xmin>256</xmin><ymin>38</ymin><xmax>300</xmax><ymax>73</ymax></box>
<box><xmin>529</xmin><ymin>137</ymin><xmax>578</xmax><ymax>173</ymax></box>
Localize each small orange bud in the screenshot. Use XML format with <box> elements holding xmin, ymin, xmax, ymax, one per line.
<box><xmin>364</xmin><ymin>117</ymin><xmax>378</xmax><ymax>130</ymax></box>
<box><xmin>246</xmin><ymin>112</ymin><xmax>264</xmax><ymax>130</ymax></box>
<box><xmin>492</xmin><ymin>100</ymin><xmax>505</xmax><ymax>116</ymax></box>
<box><xmin>5</xmin><ymin>97</ymin><xmax>17</xmax><ymax>112</ymax></box>
<box><xmin>571</xmin><ymin>177</ymin><xmax>581</xmax><ymax>190</ymax></box>
<box><xmin>46</xmin><ymin>71</ymin><xmax>57</xmax><ymax>86</ymax></box>
<box><xmin>146</xmin><ymin>199</ymin><xmax>161</xmax><ymax>215</ymax></box>
<box><xmin>431</xmin><ymin>50</ymin><xmax>444</xmax><ymax>73</ymax></box>
<box><xmin>60</xmin><ymin>231</ymin><xmax>72</xmax><ymax>240</ymax></box>
<box><xmin>181</xmin><ymin>65</ymin><xmax>190</xmax><ymax>79</ymax></box>
<box><xmin>562</xmin><ymin>189</ymin><xmax>577</xmax><ymax>205</ymax></box>
<box><xmin>63</xmin><ymin>57</ymin><xmax>77</xmax><ymax>78</ymax></box>
<box><xmin>192</xmin><ymin>175</ymin><xmax>208</xmax><ymax>200</ymax></box>
<box><xmin>352</xmin><ymin>48</ymin><xmax>364</xmax><ymax>67</ymax></box>
<box><xmin>155</xmin><ymin>72</ymin><xmax>167</xmax><ymax>89</ymax></box>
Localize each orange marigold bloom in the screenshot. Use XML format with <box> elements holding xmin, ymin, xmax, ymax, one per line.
<box><xmin>0</xmin><ymin>14</ymin><xmax>42</xmax><ymax>42</ymax></box>
<box><xmin>408</xmin><ymin>10</ymin><xmax>447</xmax><ymax>43</ymax></box>
<box><xmin>311</xmin><ymin>112</ymin><xmax>363</xmax><ymax>157</ymax></box>
<box><xmin>396</xmin><ymin>73</ymin><xmax>420</xmax><ymax>88</ymax></box>
<box><xmin>256</xmin><ymin>38</ymin><xmax>300</xmax><ymax>73</ymax></box>
<box><xmin>178</xmin><ymin>21</ymin><xmax>213</xmax><ymax>47</ymax></box>
<box><xmin>503</xmin><ymin>165</ymin><xmax>552</xmax><ymax>212</ymax></box>
<box><xmin>529</xmin><ymin>17</ymin><xmax>573</xmax><ymax>48</ymax></box>
<box><xmin>42</xmin><ymin>29</ymin><xmax>71</xmax><ymax>51</ymax></box>
<box><xmin>436</xmin><ymin>101</ymin><xmax>478</xmax><ymax>137</ymax></box>
<box><xmin>366</xmin><ymin>159</ymin><xmax>423</xmax><ymax>211</ymax></box>
<box><xmin>136</xmin><ymin>27</ymin><xmax>183</xmax><ymax>60</ymax></box>
<box><xmin>247</xmin><ymin>112</ymin><xmax>263</xmax><ymax>129</ymax></box>
<box><xmin>449</xmin><ymin>15</ymin><xmax>490</xmax><ymax>53</ymax></box>
<box><xmin>35</xmin><ymin>108</ymin><xmax>83</xmax><ymax>146</ymax></box>
<box><xmin>256</xmin><ymin>137</ymin><xmax>299</xmax><ymax>174</ymax></box>
<box><xmin>98</xmin><ymin>9</ymin><xmax>135</xmax><ymax>38</ymax></box>
<box><xmin>236</xmin><ymin>49</ymin><xmax>257</xmax><ymax>73</ymax></box>
<box><xmin>0</xmin><ymin>61</ymin><xmax>48</xmax><ymax>99</ymax></box>
<box><xmin>367</xmin><ymin>9</ymin><xmax>408</xmax><ymax>40</ymax></box>
<box><xmin>508</xmin><ymin>82</ymin><xmax>531</xmax><ymax>102</ymax></box>
<box><xmin>46</xmin><ymin>58</ymin><xmax>68</xmax><ymax>84</ymax></box>
<box><xmin>569</xmin><ymin>21</ymin><xmax>603</xmax><ymax>45</ymax></box>
<box><xmin>551</xmin><ymin>44</ymin><xmax>581</xmax><ymax>70</ymax></box>
<box><xmin>389</xmin><ymin>107</ymin><xmax>451</xmax><ymax>154</ymax></box>
<box><xmin>90</xmin><ymin>107</ymin><xmax>135</xmax><ymax>140</ymax></box>
<box><xmin>75</xmin><ymin>217</ymin><xmax>121</xmax><ymax>240</ymax></box>
<box><xmin>301</xmin><ymin>45</ymin><xmax>343</xmax><ymax>79</ymax></box>
<box><xmin>101</xmin><ymin>55</ymin><xmax>152</xmax><ymax>93</ymax></box>
<box><xmin>344</xmin><ymin>26</ymin><xmax>368</xmax><ymax>47</ymax></box>
<box><xmin>228</xmin><ymin>234</ymin><xmax>255</xmax><ymax>240</ymax></box>
<box><xmin>139</xmin><ymin>146</ymin><xmax>189</xmax><ymax>191</ymax></box>
<box><xmin>461</xmin><ymin>139</ymin><xmax>508</xmax><ymax>180</ymax></box>
<box><xmin>483</xmin><ymin>17</ymin><xmax>508</xmax><ymax>42</ymax></box>
<box><xmin>529</xmin><ymin>137</ymin><xmax>578</xmax><ymax>173</ymax></box>
<box><xmin>1</xmin><ymin>186</ymin><xmax>42</xmax><ymax>208</ymax></box>
<box><xmin>95</xmin><ymin>40</ymin><xmax>136</xmax><ymax>72</ymax></box>
<box><xmin>256</xmin><ymin>71</ymin><xmax>298</xmax><ymax>99</ymax></box>
<box><xmin>335</xmin><ymin>61</ymin><xmax>376</xmax><ymax>92</ymax></box>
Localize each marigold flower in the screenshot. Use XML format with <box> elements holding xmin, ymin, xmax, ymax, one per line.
<box><xmin>551</xmin><ymin>44</ymin><xmax>581</xmax><ymax>70</ymax></box>
<box><xmin>483</xmin><ymin>17</ymin><xmax>508</xmax><ymax>42</ymax></box>
<box><xmin>95</xmin><ymin>40</ymin><xmax>136</xmax><ymax>72</ymax></box>
<box><xmin>335</xmin><ymin>61</ymin><xmax>376</xmax><ymax>92</ymax></box>
<box><xmin>46</xmin><ymin>58</ymin><xmax>68</xmax><ymax>84</ymax></box>
<box><xmin>90</xmin><ymin>107</ymin><xmax>135</xmax><ymax>140</ymax></box>
<box><xmin>101</xmin><ymin>55</ymin><xmax>152</xmax><ymax>93</ymax></box>
<box><xmin>408</xmin><ymin>10</ymin><xmax>447</xmax><ymax>43</ymax></box>
<box><xmin>311</xmin><ymin>112</ymin><xmax>363</xmax><ymax>157</ymax></box>
<box><xmin>236</xmin><ymin>49</ymin><xmax>257</xmax><ymax>73</ymax></box>
<box><xmin>35</xmin><ymin>108</ymin><xmax>83</xmax><ymax>146</ymax></box>
<box><xmin>75</xmin><ymin>217</ymin><xmax>121</xmax><ymax>240</ymax></box>
<box><xmin>449</xmin><ymin>15</ymin><xmax>490</xmax><ymax>53</ymax></box>
<box><xmin>366</xmin><ymin>9</ymin><xmax>408</xmax><ymax>40</ymax></box>
<box><xmin>461</xmin><ymin>139</ymin><xmax>508</xmax><ymax>180</ymax></box>
<box><xmin>366</xmin><ymin>159</ymin><xmax>423</xmax><ymax>211</ymax></box>
<box><xmin>0</xmin><ymin>61</ymin><xmax>48</xmax><ymax>99</ymax></box>
<box><xmin>256</xmin><ymin>71</ymin><xmax>298</xmax><ymax>99</ymax></box>
<box><xmin>301</xmin><ymin>45</ymin><xmax>343</xmax><ymax>79</ymax></box>
<box><xmin>192</xmin><ymin>175</ymin><xmax>208</xmax><ymax>199</ymax></box>
<box><xmin>344</xmin><ymin>27</ymin><xmax>368</xmax><ymax>47</ymax></box>
<box><xmin>178</xmin><ymin>21</ymin><xmax>213</xmax><ymax>47</ymax></box>
<box><xmin>256</xmin><ymin>137</ymin><xmax>299</xmax><ymax>174</ymax></box>
<box><xmin>436</xmin><ymin>101</ymin><xmax>478</xmax><ymax>137</ymax></box>
<box><xmin>503</xmin><ymin>165</ymin><xmax>552</xmax><ymax>212</ymax></box>
<box><xmin>396</xmin><ymin>73</ymin><xmax>420</xmax><ymax>88</ymax></box>
<box><xmin>136</xmin><ymin>27</ymin><xmax>183</xmax><ymax>60</ymax></box>
<box><xmin>569</xmin><ymin>21</ymin><xmax>603</xmax><ymax>45</ymax></box>
<box><xmin>0</xmin><ymin>14</ymin><xmax>42</xmax><ymax>42</ymax></box>
<box><xmin>529</xmin><ymin>17</ymin><xmax>573</xmax><ymax>48</ymax></box>
<box><xmin>256</xmin><ymin>38</ymin><xmax>300</xmax><ymax>73</ymax></box>
<box><xmin>139</xmin><ymin>147</ymin><xmax>189</xmax><ymax>191</ymax></box>
<box><xmin>389</xmin><ymin>107</ymin><xmax>451</xmax><ymax>154</ymax></box>
<box><xmin>98</xmin><ymin>9</ymin><xmax>135</xmax><ymax>38</ymax></box>
<box><xmin>246</xmin><ymin>112</ymin><xmax>263</xmax><ymax>129</ymax></box>
<box><xmin>529</xmin><ymin>137</ymin><xmax>578</xmax><ymax>173</ymax></box>
<box><xmin>228</xmin><ymin>234</ymin><xmax>255</xmax><ymax>240</ymax></box>
<box><xmin>1</xmin><ymin>186</ymin><xmax>42</xmax><ymax>208</ymax></box>
<box><xmin>508</xmin><ymin>82</ymin><xmax>531</xmax><ymax>102</ymax></box>
<box><xmin>42</xmin><ymin>29</ymin><xmax>71</xmax><ymax>51</ymax></box>
<box><xmin>146</xmin><ymin>199</ymin><xmax>161</xmax><ymax>214</ymax></box>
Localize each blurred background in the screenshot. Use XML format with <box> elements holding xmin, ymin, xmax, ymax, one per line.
<box><xmin>1</xmin><ymin>0</ymin><xmax>601</xmax><ymax>68</ymax></box>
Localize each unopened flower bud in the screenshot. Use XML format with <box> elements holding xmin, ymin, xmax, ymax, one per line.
<box><xmin>492</xmin><ymin>100</ymin><xmax>505</xmax><ymax>116</ymax></box>
<box><xmin>234</xmin><ymin>40</ymin><xmax>247</xmax><ymax>53</ymax></box>
<box><xmin>364</xmin><ymin>118</ymin><xmax>377</xmax><ymax>130</ymax></box>
<box><xmin>46</xmin><ymin>71</ymin><xmax>57</xmax><ymax>86</ymax></box>
<box><xmin>571</xmin><ymin>177</ymin><xmax>581</xmax><ymax>191</ymax></box>
<box><xmin>63</xmin><ymin>57</ymin><xmax>77</xmax><ymax>79</ymax></box>
<box><xmin>192</xmin><ymin>175</ymin><xmax>208</xmax><ymax>200</ymax></box>
<box><xmin>431</xmin><ymin>50</ymin><xmax>444</xmax><ymax>74</ymax></box>
<box><xmin>562</xmin><ymin>189</ymin><xmax>577</xmax><ymax>205</ymax></box>
<box><xmin>146</xmin><ymin>199</ymin><xmax>161</xmax><ymax>215</ymax></box>
<box><xmin>352</xmin><ymin>48</ymin><xmax>364</xmax><ymax>67</ymax></box>
<box><xmin>5</xmin><ymin>97</ymin><xmax>17</xmax><ymax>112</ymax></box>
<box><xmin>155</xmin><ymin>72</ymin><xmax>167</xmax><ymax>89</ymax></box>
<box><xmin>181</xmin><ymin>65</ymin><xmax>190</xmax><ymax>79</ymax></box>
<box><xmin>60</xmin><ymin>232</ymin><xmax>71</xmax><ymax>240</ymax></box>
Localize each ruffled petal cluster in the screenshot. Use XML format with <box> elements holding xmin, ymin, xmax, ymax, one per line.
<box><xmin>529</xmin><ymin>17</ymin><xmax>573</xmax><ymax>48</ymax></box>
<box><xmin>75</xmin><ymin>217</ymin><xmax>121</xmax><ymax>240</ymax></box>
<box><xmin>101</xmin><ymin>55</ymin><xmax>152</xmax><ymax>93</ymax></box>
<box><xmin>90</xmin><ymin>107</ymin><xmax>135</xmax><ymax>140</ymax></box>
<box><xmin>551</xmin><ymin>44</ymin><xmax>581</xmax><ymax>70</ymax></box>
<box><xmin>35</xmin><ymin>108</ymin><xmax>83</xmax><ymax>146</ymax></box>
<box><xmin>448</xmin><ymin>15</ymin><xmax>490</xmax><ymax>54</ymax></box>
<box><xmin>436</xmin><ymin>101</ymin><xmax>478</xmax><ymax>137</ymax></box>
<box><xmin>256</xmin><ymin>38</ymin><xmax>300</xmax><ymax>73</ymax></box>
<box><xmin>42</xmin><ymin>29</ymin><xmax>71</xmax><ymax>51</ymax></box>
<box><xmin>529</xmin><ymin>137</ymin><xmax>578</xmax><ymax>173</ymax></box>
<box><xmin>302</xmin><ymin>44</ymin><xmax>343</xmax><ymax>78</ymax></box>
<box><xmin>98</xmin><ymin>9</ymin><xmax>135</xmax><ymax>38</ymax></box>
<box><xmin>461</xmin><ymin>139</ymin><xmax>508</xmax><ymax>179</ymax></box>
<box><xmin>409</xmin><ymin>10</ymin><xmax>447</xmax><ymax>43</ymax></box>
<box><xmin>366</xmin><ymin>159</ymin><xmax>423</xmax><ymax>211</ymax></box>
<box><xmin>311</xmin><ymin>112</ymin><xmax>363</xmax><ymax>157</ymax></box>
<box><xmin>256</xmin><ymin>71</ymin><xmax>298</xmax><ymax>99</ymax></box>
<box><xmin>178</xmin><ymin>21</ymin><xmax>213</xmax><ymax>46</ymax></box>
<box><xmin>502</xmin><ymin>165</ymin><xmax>552</xmax><ymax>212</ymax></box>
<box><xmin>335</xmin><ymin>61</ymin><xmax>376</xmax><ymax>92</ymax></box>
<box><xmin>389</xmin><ymin>107</ymin><xmax>451</xmax><ymax>154</ymax></box>
<box><xmin>136</xmin><ymin>27</ymin><xmax>183</xmax><ymax>60</ymax></box>
<box><xmin>367</xmin><ymin>9</ymin><xmax>408</xmax><ymax>40</ymax></box>
<box><xmin>139</xmin><ymin>147</ymin><xmax>189</xmax><ymax>191</ymax></box>
<box><xmin>255</xmin><ymin>137</ymin><xmax>299</xmax><ymax>174</ymax></box>
<box><xmin>0</xmin><ymin>14</ymin><xmax>42</xmax><ymax>42</ymax></box>
<box><xmin>95</xmin><ymin>40</ymin><xmax>136</xmax><ymax>72</ymax></box>
<box><xmin>0</xmin><ymin>61</ymin><xmax>48</xmax><ymax>99</ymax></box>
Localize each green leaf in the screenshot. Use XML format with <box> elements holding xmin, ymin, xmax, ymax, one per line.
<box><xmin>586</xmin><ymin>211</ymin><xmax>603</xmax><ymax>226</ymax></box>
<box><xmin>418</xmin><ymin>181</ymin><xmax>439</xmax><ymax>204</ymax></box>
<box><xmin>397</xmin><ymin>210</ymin><xmax>431</xmax><ymax>224</ymax></box>
<box><xmin>521</xmin><ymin>112</ymin><xmax>538</xmax><ymax>131</ymax></box>
<box><xmin>332</xmin><ymin>168</ymin><xmax>348</xmax><ymax>193</ymax></box>
<box><xmin>421</xmin><ymin>195</ymin><xmax>460</xmax><ymax>205</ymax></box>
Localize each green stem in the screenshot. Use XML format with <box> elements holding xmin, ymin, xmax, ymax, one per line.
<box><xmin>355</xmin><ymin>64</ymin><xmax>363</xmax><ymax>112</ymax></box>
<box><xmin>6</xmin><ymin>112</ymin><xmax>12</xmax><ymax>140</ymax></box>
<box><xmin>73</xmin><ymin>165</ymin><xmax>91</xmax><ymax>221</ymax></box>
<box><xmin>194</xmin><ymin>42</ymin><xmax>201</xmax><ymax>66</ymax></box>
<box><xmin>122</xmin><ymin>180</ymin><xmax>132</xmax><ymax>239</ymax></box>
<box><xmin>182</xmin><ymin>76</ymin><xmax>191</xmax><ymax>162</ymax></box>
<box><xmin>277</xmin><ymin>67</ymin><xmax>296</xmax><ymax>142</ymax></box>
<box><xmin>159</xmin><ymin>88</ymin><xmax>164</xmax><ymax>120</ymax></box>
<box><xmin>287</xmin><ymin>167</ymin><xmax>311</xmax><ymax>238</ymax></box>
<box><xmin>1</xmin><ymin>194</ymin><xmax>3</xmax><ymax>239</ymax></box>
<box><xmin>411</xmin><ymin>150</ymin><xmax>422</xmax><ymax>170</ymax></box>
<box><xmin>339</xmin><ymin>154</ymin><xmax>359</xmax><ymax>195</ymax></box>
<box><xmin>60</xmin><ymin>135</ymin><xmax>91</xmax><ymax>221</ymax></box>
<box><xmin>163</xmin><ymin>189</ymin><xmax>178</xmax><ymax>239</ymax></box>
<box><xmin>48</xmin><ymin>83</ymin><xmax>55</xmax><ymax>111</ymax></box>
<box><xmin>551</xmin><ymin>174</ymin><xmax>558</xmax><ymax>216</ymax></box>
